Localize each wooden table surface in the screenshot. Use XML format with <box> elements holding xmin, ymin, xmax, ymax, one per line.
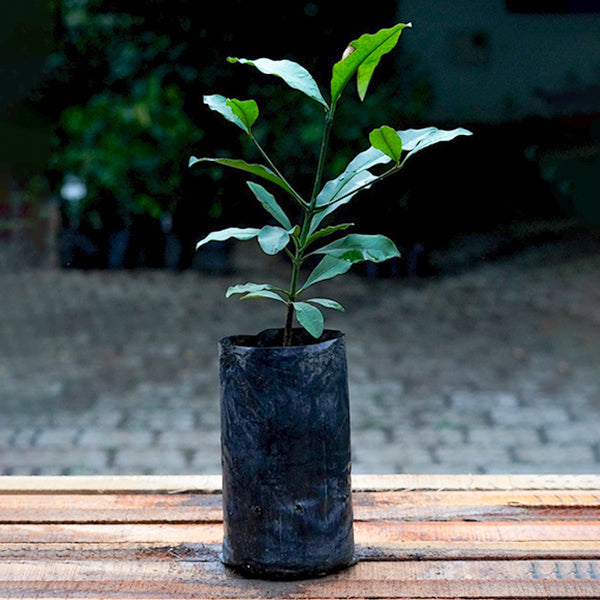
<box><xmin>0</xmin><ymin>474</ymin><xmax>599</xmax><ymax>599</ymax></box>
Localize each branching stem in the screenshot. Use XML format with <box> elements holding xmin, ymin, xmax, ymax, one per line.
<box><xmin>250</xmin><ymin>133</ymin><xmax>308</xmax><ymax>209</ymax></box>
<box><xmin>282</xmin><ymin>106</ymin><xmax>336</xmax><ymax>346</ymax></box>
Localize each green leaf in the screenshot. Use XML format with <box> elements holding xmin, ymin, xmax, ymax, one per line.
<box><xmin>309</xmin><ymin>170</ymin><xmax>378</xmax><ymax>235</ymax></box>
<box><xmin>400</xmin><ymin>127</ymin><xmax>473</xmax><ymax>164</ymax></box>
<box><xmin>227</xmin><ymin>57</ymin><xmax>329</xmax><ymax>109</ymax></box>
<box><xmin>300</xmin><ymin>256</ymin><xmax>353</xmax><ymax>291</ymax></box>
<box><xmin>257</xmin><ymin>225</ymin><xmax>290</xmax><ymax>255</ymax></box>
<box><xmin>308</xmin><ymin>298</ymin><xmax>345</xmax><ymax>312</ymax></box>
<box><xmin>293</xmin><ymin>302</ymin><xmax>324</xmax><ymax>338</ymax></box>
<box><xmin>196</xmin><ymin>227</ymin><xmax>260</xmax><ymax>250</ymax></box>
<box><xmin>203</xmin><ymin>94</ymin><xmax>258</xmax><ymax>133</ymax></box>
<box><xmin>306</xmin><ymin>223</ymin><xmax>354</xmax><ymax>246</ymax></box>
<box><xmin>369</xmin><ymin>125</ymin><xmax>402</xmax><ymax>163</ymax></box>
<box><xmin>314</xmin><ymin>234</ymin><xmax>401</xmax><ymax>263</ymax></box>
<box><xmin>189</xmin><ymin>157</ymin><xmax>294</xmax><ymax>196</ymax></box>
<box><xmin>310</xmin><ymin>126</ymin><xmax>473</xmax><ymax>233</ymax></box>
<box><xmin>226</xmin><ymin>98</ymin><xmax>259</xmax><ymax>132</ymax></box>
<box><xmin>246</xmin><ymin>181</ymin><xmax>292</xmax><ymax>229</ymax></box>
<box><xmin>241</xmin><ymin>290</ymin><xmax>286</xmax><ymax>302</ymax></box>
<box><xmin>226</xmin><ymin>282</ymin><xmax>279</xmax><ymax>298</ymax></box>
<box><xmin>310</xmin><ymin>145</ymin><xmax>392</xmax><ymax>235</ymax></box>
<box><xmin>331</xmin><ymin>22</ymin><xmax>411</xmax><ymax>104</ymax></box>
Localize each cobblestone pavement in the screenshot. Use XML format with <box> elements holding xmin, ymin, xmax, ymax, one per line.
<box><xmin>1</xmin><ymin>239</ymin><xmax>600</xmax><ymax>476</ymax></box>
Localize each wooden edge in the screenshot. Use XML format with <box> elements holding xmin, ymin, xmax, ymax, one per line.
<box><xmin>0</xmin><ymin>474</ymin><xmax>599</xmax><ymax>494</ymax></box>
<box><xmin>353</xmin><ymin>474</ymin><xmax>600</xmax><ymax>492</ymax></box>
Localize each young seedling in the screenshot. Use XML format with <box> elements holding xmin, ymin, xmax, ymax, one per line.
<box><xmin>190</xmin><ymin>23</ymin><xmax>472</xmax><ymax>346</ymax></box>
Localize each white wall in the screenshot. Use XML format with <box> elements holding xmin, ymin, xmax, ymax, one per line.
<box><xmin>396</xmin><ymin>1</ymin><xmax>600</xmax><ymax>122</ymax></box>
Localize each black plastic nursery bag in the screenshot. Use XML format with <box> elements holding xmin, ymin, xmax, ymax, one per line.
<box><xmin>218</xmin><ymin>328</ymin><xmax>355</xmax><ymax>579</ymax></box>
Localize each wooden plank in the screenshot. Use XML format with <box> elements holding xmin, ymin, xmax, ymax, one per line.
<box><xmin>356</xmin><ymin>520</ymin><xmax>600</xmax><ymax>543</ymax></box>
<box><xmin>0</xmin><ymin>493</ymin><xmax>223</xmax><ymax>523</ymax></box>
<box><xmin>0</xmin><ymin>559</ymin><xmax>598</xmax><ymax>598</ymax></box>
<box><xmin>0</xmin><ymin>490</ymin><xmax>598</xmax><ymax>523</ymax></box>
<box><xmin>0</xmin><ymin>475</ymin><xmax>223</xmax><ymax>494</ymax></box>
<box><xmin>1</xmin><ymin>474</ymin><xmax>600</xmax><ymax>493</ymax></box>
<box><xmin>0</xmin><ymin>477</ymin><xmax>598</xmax><ymax>598</ymax></box>
<box><xmin>1</xmin><ymin>539</ymin><xmax>599</xmax><ymax>562</ymax></box>
<box><xmin>354</xmin><ymin>474</ymin><xmax>600</xmax><ymax>492</ymax></box>
<box><xmin>354</xmin><ymin>490</ymin><xmax>600</xmax><ymax>522</ymax></box>
<box><xmin>0</xmin><ymin>523</ymin><xmax>221</xmax><ymax>544</ymax></box>
<box><xmin>0</xmin><ymin>519</ymin><xmax>597</xmax><ymax>545</ymax></box>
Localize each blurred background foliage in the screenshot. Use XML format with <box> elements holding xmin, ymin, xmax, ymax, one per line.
<box><xmin>2</xmin><ymin>0</ymin><xmax>435</xmax><ymax>270</ymax></box>
<box><xmin>0</xmin><ymin>0</ymin><xmax>420</xmax><ymax>269</ymax></box>
<box><xmin>2</xmin><ymin>1</ymin><xmax>597</xmax><ymax>273</ymax></box>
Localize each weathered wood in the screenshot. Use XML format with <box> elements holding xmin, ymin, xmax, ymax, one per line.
<box><xmin>0</xmin><ymin>475</ymin><xmax>599</xmax><ymax>598</ymax></box>
<box><xmin>1</xmin><ymin>539</ymin><xmax>599</xmax><ymax>562</ymax></box>
<box><xmin>1</xmin><ymin>473</ymin><xmax>599</xmax><ymax>493</ymax></box>
<box><xmin>0</xmin><ymin>489</ymin><xmax>598</xmax><ymax>523</ymax></box>
<box><xmin>0</xmin><ymin>560</ymin><xmax>598</xmax><ymax>598</ymax></box>
<box><xmin>0</xmin><ymin>519</ymin><xmax>597</xmax><ymax>547</ymax></box>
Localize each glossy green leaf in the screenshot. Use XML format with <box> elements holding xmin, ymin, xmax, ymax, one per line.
<box><xmin>369</xmin><ymin>125</ymin><xmax>402</xmax><ymax>163</ymax></box>
<box><xmin>400</xmin><ymin>126</ymin><xmax>473</xmax><ymax>163</ymax></box>
<box><xmin>308</xmin><ymin>298</ymin><xmax>345</xmax><ymax>312</ymax></box>
<box><xmin>331</xmin><ymin>23</ymin><xmax>411</xmax><ymax>104</ymax></box>
<box><xmin>314</xmin><ymin>233</ymin><xmax>401</xmax><ymax>263</ymax></box>
<box><xmin>293</xmin><ymin>301</ymin><xmax>324</xmax><ymax>338</ymax></box>
<box><xmin>196</xmin><ymin>227</ymin><xmax>260</xmax><ymax>250</ymax></box>
<box><xmin>310</xmin><ymin>126</ymin><xmax>473</xmax><ymax>233</ymax></box>
<box><xmin>226</xmin><ymin>98</ymin><xmax>259</xmax><ymax>132</ymax></box>
<box><xmin>300</xmin><ymin>256</ymin><xmax>353</xmax><ymax>291</ymax></box>
<box><xmin>226</xmin><ymin>282</ymin><xmax>279</xmax><ymax>298</ymax></box>
<box><xmin>311</xmin><ymin>145</ymin><xmax>391</xmax><ymax>236</ymax></box>
<box><xmin>203</xmin><ymin>94</ymin><xmax>257</xmax><ymax>134</ymax></box>
<box><xmin>247</xmin><ymin>181</ymin><xmax>292</xmax><ymax>229</ymax></box>
<box><xmin>227</xmin><ymin>57</ymin><xmax>328</xmax><ymax>109</ymax></box>
<box><xmin>309</xmin><ymin>170</ymin><xmax>378</xmax><ymax>235</ymax></box>
<box><xmin>189</xmin><ymin>157</ymin><xmax>293</xmax><ymax>196</ymax></box>
<box><xmin>258</xmin><ymin>225</ymin><xmax>290</xmax><ymax>255</ymax></box>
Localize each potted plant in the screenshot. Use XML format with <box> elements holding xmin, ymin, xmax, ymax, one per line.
<box><xmin>190</xmin><ymin>22</ymin><xmax>471</xmax><ymax>580</ymax></box>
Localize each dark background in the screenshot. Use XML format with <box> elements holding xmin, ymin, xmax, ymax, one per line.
<box><xmin>1</xmin><ymin>1</ymin><xmax>598</xmax><ymax>274</ymax></box>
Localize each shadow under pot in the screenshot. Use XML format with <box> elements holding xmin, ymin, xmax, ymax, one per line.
<box><xmin>218</xmin><ymin>328</ymin><xmax>355</xmax><ymax>580</ymax></box>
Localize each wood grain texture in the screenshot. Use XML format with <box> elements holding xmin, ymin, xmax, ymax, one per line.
<box><xmin>0</xmin><ymin>489</ymin><xmax>598</xmax><ymax>523</ymax></box>
<box><xmin>0</xmin><ymin>475</ymin><xmax>598</xmax><ymax>598</ymax></box>
<box><xmin>1</xmin><ymin>474</ymin><xmax>599</xmax><ymax>493</ymax></box>
<box><xmin>0</xmin><ymin>560</ymin><xmax>599</xmax><ymax>598</ymax></box>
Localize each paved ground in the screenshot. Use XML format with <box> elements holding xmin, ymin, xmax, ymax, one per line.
<box><xmin>1</xmin><ymin>235</ymin><xmax>600</xmax><ymax>476</ymax></box>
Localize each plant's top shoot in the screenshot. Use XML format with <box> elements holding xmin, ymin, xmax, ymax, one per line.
<box><xmin>190</xmin><ymin>23</ymin><xmax>472</xmax><ymax>346</ymax></box>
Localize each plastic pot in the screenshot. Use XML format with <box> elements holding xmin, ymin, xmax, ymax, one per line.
<box><xmin>218</xmin><ymin>328</ymin><xmax>355</xmax><ymax>579</ymax></box>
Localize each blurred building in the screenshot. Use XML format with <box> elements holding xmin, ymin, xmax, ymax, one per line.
<box><xmin>397</xmin><ymin>0</ymin><xmax>600</xmax><ymax>123</ymax></box>
<box><xmin>385</xmin><ymin>0</ymin><xmax>600</xmax><ymax>272</ymax></box>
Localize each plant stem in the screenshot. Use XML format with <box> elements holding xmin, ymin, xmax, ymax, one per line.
<box><xmin>282</xmin><ymin>107</ymin><xmax>336</xmax><ymax>346</ymax></box>
<box><xmin>282</xmin><ymin>251</ymin><xmax>301</xmax><ymax>346</ymax></box>
<box><xmin>283</xmin><ymin>302</ymin><xmax>295</xmax><ymax>346</ymax></box>
<box><xmin>309</xmin><ymin>108</ymin><xmax>335</xmax><ymax>213</ymax></box>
